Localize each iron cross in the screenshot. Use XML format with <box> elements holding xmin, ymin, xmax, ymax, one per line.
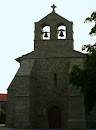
<box><xmin>51</xmin><ymin>4</ymin><xmax>57</xmax><ymax>12</ymax></box>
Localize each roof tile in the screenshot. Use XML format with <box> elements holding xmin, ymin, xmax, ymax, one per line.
<box><xmin>0</xmin><ymin>94</ymin><xmax>7</xmax><ymax>101</ymax></box>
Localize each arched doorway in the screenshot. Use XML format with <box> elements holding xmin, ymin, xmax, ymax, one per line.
<box><xmin>48</xmin><ymin>106</ymin><xmax>62</xmax><ymax>128</ymax></box>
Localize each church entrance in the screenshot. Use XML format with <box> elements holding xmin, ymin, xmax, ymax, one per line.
<box><xmin>48</xmin><ymin>106</ymin><xmax>62</xmax><ymax>128</ymax></box>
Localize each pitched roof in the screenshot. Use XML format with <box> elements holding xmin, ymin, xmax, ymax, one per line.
<box><xmin>36</xmin><ymin>12</ymin><xmax>73</xmax><ymax>24</ymax></box>
<box><xmin>0</xmin><ymin>94</ymin><xmax>7</xmax><ymax>101</ymax></box>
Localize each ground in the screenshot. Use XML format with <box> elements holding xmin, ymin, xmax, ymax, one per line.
<box><xmin>0</xmin><ymin>125</ymin><xmax>96</xmax><ymax>130</ymax></box>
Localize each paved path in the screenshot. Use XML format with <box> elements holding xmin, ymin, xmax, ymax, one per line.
<box><xmin>0</xmin><ymin>125</ymin><xmax>96</xmax><ymax>130</ymax></box>
<box><xmin>0</xmin><ymin>125</ymin><xmax>5</xmax><ymax>127</ymax></box>
<box><xmin>0</xmin><ymin>125</ymin><xmax>66</xmax><ymax>130</ymax></box>
<box><xmin>0</xmin><ymin>128</ymin><xmax>96</xmax><ymax>130</ymax></box>
<box><xmin>1</xmin><ymin>128</ymin><xmax>96</xmax><ymax>130</ymax></box>
<box><xmin>0</xmin><ymin>128</ymin><xmax>67</xmax><ymax>130</ymax></box>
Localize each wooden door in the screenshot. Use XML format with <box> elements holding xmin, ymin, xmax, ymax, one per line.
<box><xmin>48</xmin><ymin>106</ymin><xmax>62</xmax><ymax>128</ymax></box>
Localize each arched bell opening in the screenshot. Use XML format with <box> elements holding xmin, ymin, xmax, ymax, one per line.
<box><xmin>57</xmin><ymin>25</ymin><xmax>66</xmax><ymax>39</ymax></box>
<box><xmin>41</xmin><ymin>25</ymin><xmax>50</xmax><ymax>40</ymax></box>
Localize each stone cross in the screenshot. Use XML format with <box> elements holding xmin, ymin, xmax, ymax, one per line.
<box><xmin>51</xmin><ymin>4</ymin><xmax>57</xmax><ymax>12</ymax></box>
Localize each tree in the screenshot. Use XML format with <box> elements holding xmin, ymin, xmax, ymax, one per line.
<box><xmin>84</xmin><ymin>11</ymin><xmax>96</xmax><ymax>36</ymax></box>
<box><xmin>0</xmin><ymin>110</ymin><xmax>6</xmax><ymax>124</ymax></box>
<box><xmin>69</xmin><ymin>11</ymin><xmax>96</xmax><ymax>114</ymax></box>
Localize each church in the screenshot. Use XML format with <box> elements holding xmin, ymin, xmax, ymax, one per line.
<box><xmin>6</xmin><ymin>5</ymin><xmax>96</xmax><ymax>129</ymax></box>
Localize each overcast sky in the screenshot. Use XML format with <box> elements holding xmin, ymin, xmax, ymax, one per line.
<box><xmin>0</xmin><ymin>0</ymin><xmax>96</xmax><ymax>94</ymax></box>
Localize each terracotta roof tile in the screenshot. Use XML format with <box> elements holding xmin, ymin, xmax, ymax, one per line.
<box><xmin>0</xmin><ymin>94</ymin><xmax>7</xmax><ymax>101</ymax></box>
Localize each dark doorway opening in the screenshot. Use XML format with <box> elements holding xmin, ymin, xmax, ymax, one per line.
<box><xmin>48</xmin><ymin>106</ymin><xmax>62</xmax><ymax>128</ymax></box>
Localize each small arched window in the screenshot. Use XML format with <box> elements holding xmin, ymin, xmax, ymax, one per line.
<box><xmin>41</xmin><ymin>25</ymin><xmax>50</xmax><ymax>40</ymax></box>
<box><xmin>54</xmin><ymin>73</ymin><xmax>57</xmax><ymax>88</ymax></box>
<box><xmin>57</xmin><ymin>25</ymin><xmax>66</xmax><ymax>39</ymax></box>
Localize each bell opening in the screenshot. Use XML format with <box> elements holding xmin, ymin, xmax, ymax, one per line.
<box><xmin>41</xmin><ymin>26</ymin><xmax>50</xmax><ymax>40</ymax></box>
<box><xmin>57</xmin><ymin>25</ymin><xmax>66</xmax><ymax>39</ymax></box>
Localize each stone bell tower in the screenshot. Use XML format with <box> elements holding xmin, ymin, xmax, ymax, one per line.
<box><xmin>34</xmin><ymin>4</ymin><xmax>73</xmax><ymax>56</ymax></box>
<box><xmin>6</xmin><ymin>5</ymin><xmax>86</xmax><ymax>129</ymax></box>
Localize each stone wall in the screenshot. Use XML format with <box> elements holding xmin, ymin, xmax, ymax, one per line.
<box><xmin>6</xmin><ymin>9</ymin><xmax>88</xmax><ymax>129</ymax></box>
<box><xmin>29</xmin><ymin>58</ymin><xmax>70</xmax><ymax>128</ymax></box>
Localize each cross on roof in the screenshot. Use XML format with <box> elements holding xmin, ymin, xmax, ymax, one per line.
<box><xmin>51</xmin><ymin>4</ymin><xmax>57</xmax><ymax>12</ymax></box>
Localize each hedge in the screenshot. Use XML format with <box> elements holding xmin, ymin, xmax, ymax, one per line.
<box><xmin>0</xmin><ymin>110</ymin><xmax>6</xmax><ymax>124</ymax></box>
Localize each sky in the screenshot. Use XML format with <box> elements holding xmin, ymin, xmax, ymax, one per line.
<box><xmin>0</xmin><ymin>0</ymin><xmax>96</xmax><ymax>94</ymax></box>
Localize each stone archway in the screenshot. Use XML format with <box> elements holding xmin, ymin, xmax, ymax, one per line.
<box><xmin>48</xmin><ymin>106</ymin><xmax>62</xmax><ymax>128</ymax></box>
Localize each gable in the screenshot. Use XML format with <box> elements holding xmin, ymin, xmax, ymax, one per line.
<box><xmin>36</xmin><ymin>12</ymin><xmax>73</xmax><ymax>27</ymax></box>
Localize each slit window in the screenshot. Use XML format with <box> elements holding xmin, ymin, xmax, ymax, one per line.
<box><xmin>54</xmin><ymin>73</ymin><xmax>57</xmax><ymax>88</ymax></box>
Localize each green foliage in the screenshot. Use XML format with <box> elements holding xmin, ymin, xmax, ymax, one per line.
<box><xmin>85</xmin><ymin>11</ymin><xmax>96</xmax><ymax>36</ymax></box>
<box><xmin>69</xmin><ymin>11</ymin><xmax>96</xmax><ymax>114</ymax></box>
<box><xmin>0</xmin><ymin>110</ymin><xmax>6</xmax><ymax>124</ymax></box>
<box><xmin>69</xmin><ymin>45</ymin><xmax>96</xmax><ymax>114</ymax></box>
<box><xmin>69</xmin><ymin>44</ymin><xmax>96</xmax><ymax>114</ymax></box>
<box><xmin>69</xmin><ymin>65</ymin><xmax>84</xmax><ymax>88</ymax></box>
<box><xmin>85</xmin><ymin>11</ymin><xmax>96</xmax><ymax>22</ymax></box>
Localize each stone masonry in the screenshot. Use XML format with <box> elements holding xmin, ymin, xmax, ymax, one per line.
<box><xmin>6</xmin><ymin>5</ymin><xmax>96</xmax><ymax>129</ymax></box>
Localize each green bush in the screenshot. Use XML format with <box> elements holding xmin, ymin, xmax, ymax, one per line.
<box><xmin>0</xmin><ymin>110</ymin><xmax>6</xmax><ymax>124</ymax></box>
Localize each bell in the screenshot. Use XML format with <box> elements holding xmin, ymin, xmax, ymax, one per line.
<box><xmin>59</xmin><ymin>30</ymin><xmax>64</xmax><ymax>37</ymax></box>
<box><xmin>44</xmin><ymin>32</ymin><xmax>48</xmax><ymax>38</ymax></box>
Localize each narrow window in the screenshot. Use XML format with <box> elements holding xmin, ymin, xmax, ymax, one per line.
<box><xmin>54</xmin><ymin>73</ymin><xmax>57</xmax><ymax>88</ymax></box>
<box><xmin>41</xmin><ymin>26</ymin><xmax>50</xmax><ymax>40</ymax></box>
<box><xmin>57</xmin><ymin>25</ymin><xmax>66</xmax><ymax>39</ymax></box>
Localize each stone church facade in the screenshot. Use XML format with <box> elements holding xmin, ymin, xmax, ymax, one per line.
<box><xmin>6</xmin><ymin>5</ymin><xmax>96</xmax><ymax>129</ymax></box>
